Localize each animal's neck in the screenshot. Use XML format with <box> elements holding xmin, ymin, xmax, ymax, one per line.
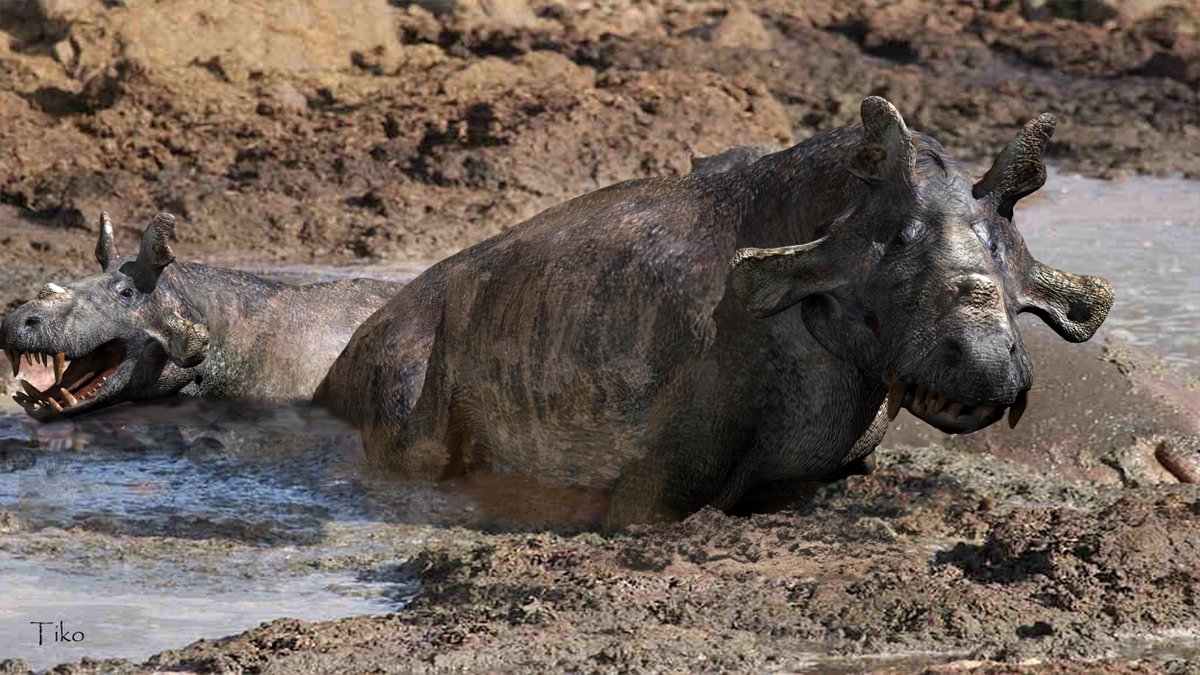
<box><xmin>733</xmin><ymin>125</ymin><xmax>863</xmax><ymax>248</ymax></box>
<box><xmin>159</xmin><ymin>263</ymin><xmax>290</xmax><ymax>354</ymax></box>
<box><xmin>164</xmin><ymin>262</ymin><xmax>286</xmax><ymax>314</ymax></box>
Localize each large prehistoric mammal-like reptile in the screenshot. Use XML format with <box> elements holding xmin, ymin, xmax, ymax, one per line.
<box><xmin>316</xmin><ymin>97</ymin><xmax>1114</xmax><ymax>528</ymax></box>
<box><xmin>0</xmin><ymin>212</ymin><xmax>400</xmax><ymax>421</ymax></box>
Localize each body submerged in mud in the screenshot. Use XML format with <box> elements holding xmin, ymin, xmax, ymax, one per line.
<box><xmin>0</xmin><ymin>212</ymin><xmax>400</xmax><ymax>421</ymax></box>
<box><xmin>317</xmin><ymin>97</ymin><xmax>1115</xmax><ymax>528</ymax></box>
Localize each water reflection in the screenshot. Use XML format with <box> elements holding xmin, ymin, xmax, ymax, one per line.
<box><xmin>1018</xmin><ymin>170</ymin><xmax>1200</xmax><ymax>375</ymax></box>
<box><xmin>0</xmin><ymin>399</ymin><xmax>427</xmax><ymax>669</ymax></box>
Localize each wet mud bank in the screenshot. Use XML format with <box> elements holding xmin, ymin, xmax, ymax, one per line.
<box><xmin>0</xmin><ymin>1</ymin><xmax>1198</xmax><ymax>672</ymax></box>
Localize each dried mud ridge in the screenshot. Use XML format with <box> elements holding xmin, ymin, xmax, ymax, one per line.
<box><xmin>0</xmin><ymin>0</ymin><xmax>1197</xmax><ymax>313</ymax></box>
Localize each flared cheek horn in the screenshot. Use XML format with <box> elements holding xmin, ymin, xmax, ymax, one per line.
<box><xmin>973</xmin><ymin>112</ymin><xmax>1115</xmax><ymax>341</ymax></box>
<box><xmin>728</xmin><ymin>236</ymin><xmax>857</xmax><ymax>318</ymax></box>
<box><xmin>1019</xmin><ymin>261</ymin><xmax>1114</xmax><ymax>343</ymax></box>
<box><xmin>159</xmin><ymin>310</ymin><xmax>209</xmax><ymax>368</ymax></box>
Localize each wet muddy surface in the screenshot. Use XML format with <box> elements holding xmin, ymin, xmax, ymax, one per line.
<box><xmin>0</xmin><ymin>0</ymin><xmax>1198</xmax><ymax>672</ymax></box>
<box><xmin>0</xmin><ymin>402</ymin><xmax>414</xmax><ymax>669</ymax></box>
<box><xmin>0</xmin><ymin>175</ymin><xmax>1196</xmax><ymax>673</ymax></box>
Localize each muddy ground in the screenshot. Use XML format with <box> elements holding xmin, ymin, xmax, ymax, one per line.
<box><xmin>1</xmin><ymin>0</ymin><xmax>1199</xmax><ymax>673</ymax></box>
<box><xmin>1</xmin><ymin>0</ymin><xmax>1198</xmax><ymax>313</ymax></box>
<box><xmin>3</xmin><ymin>326</ymin><xmax>1196</xmax><ymax>673</ymax></box>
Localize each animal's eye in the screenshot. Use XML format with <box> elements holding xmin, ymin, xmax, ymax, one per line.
<box><xmin>118</xmin><ymin>287</ymin><xmax>135</xmax><ymax>299</ymax></box>
<box><xmin>971</xmin><ymin>220</ymin><xmax>995</xmax><ymax>251</ymax></box>
<box><xmin>891</xmin><ymin>220</ymin><xmax>926</xmax><ymax>250</ymax></box>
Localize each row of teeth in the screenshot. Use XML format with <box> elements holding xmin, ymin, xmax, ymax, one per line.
<box><xmin>12</xmin><ymin>379</ymin><xmax>106</xmax><ymax>412</ymax></box>
<box><xmin>7</xmin><ymin>350</ymin><xmax>66</xmax><ymax>383</ymax></box>
<box><xmin>6</xmin><ymin>350</ymin><xmax>104</xmax><ymax>413</ymax></box>
<box><xmin>886</xmin><ymin>375</ymin><xmax>1028</xmax><ymax>429</ymax></box>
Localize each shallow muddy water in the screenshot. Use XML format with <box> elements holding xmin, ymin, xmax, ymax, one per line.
<box><xmin>1018</xmin><ymin>169</ymin><xmax>1200</xmax><ymax>375</ymax></box>
<box><xmin>0</xmin><ymin>401</ymin><xmax>445</xmax><ymax>669</ymax></box>
<box><xmin>0</xmin><ymin>171</ymin><xmax>1196</xmax><ymax>670</ymax></box>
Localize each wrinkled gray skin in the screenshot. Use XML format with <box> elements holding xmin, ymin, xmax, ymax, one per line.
<box><xmin>690</xmin><ymin>144</ymin><xmax>781</xmax><ymax>175</ymax></box>
<box><xmin>0</xmin><ymin>212</ymin><xmax>399</xmax><ymax>422</ymax></box>
<box><xmin>317</xmin><ymin>97</ymin><xmax>1114</xmax><ymax>528</ymax></box>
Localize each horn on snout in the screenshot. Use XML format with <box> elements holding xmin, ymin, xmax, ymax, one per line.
<box><xmin>972</xmin><ymin>113</ymin><xmax>1056</xmax><ymax>218</ymax></box>
<box><xmin>844</xmin><ymin>96</ymin><xmax>916</xmax><ymax>184</ymax></box>
<box><xmin>95</xmin><ymin>211</ymin><xmax>119</xmax><ymax>270</ymax></box>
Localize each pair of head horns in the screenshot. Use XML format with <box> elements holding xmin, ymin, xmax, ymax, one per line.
<box><xmin>96</xmin><ymin>211</ymin><xmax>176</xmax><ymax>272</ymax></box>
<box><xmin>730</xmin><ymin>96</ymin><xmax>1114</xmax><ymax>344</ymax></box>
<box><xmin>844</xmin><ymin>96</ymin><xmax>1055</xmax><ymax>211</ymax></box>
<box><xmin>93</xmin><ymin>211</ymin><xmax>208</xmax><ymax>366</ymax></box>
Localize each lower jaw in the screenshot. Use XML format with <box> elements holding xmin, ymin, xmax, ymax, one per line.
<box><xmin>885</xmin><ymin>376</ymin><xmax>1027</xmax><ymax>433</ymax></box>
<box><xmin>15</xmin><ymin>373</ymin><xmax>121</xmax><ymax>421</ymax></box>
<box><xmin>909</xmin><ymin>406</ymin><xmax>1005</xmax><ymax>434</ymax></box>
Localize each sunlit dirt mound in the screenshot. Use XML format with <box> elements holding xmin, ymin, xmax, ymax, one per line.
<box><xmin>1</xmin><ymin>0</ymin><xmax>1197</xmax><ymax>312</ymax></box>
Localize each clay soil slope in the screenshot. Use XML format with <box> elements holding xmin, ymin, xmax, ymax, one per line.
<box><xmin>0</xmin><ymin>0</ymin><xmax>1197</xmax><ymax>311</ymax></box>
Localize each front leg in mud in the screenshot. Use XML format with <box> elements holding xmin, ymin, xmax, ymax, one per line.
<box><xmin>604</xmin><ymin>453</ymin><xmax>683</xmax><ymax>531</ymax></box>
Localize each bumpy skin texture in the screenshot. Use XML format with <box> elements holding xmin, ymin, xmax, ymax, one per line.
<box><xmin>689</xmin><ymin>145</ymin><xmax>782</xmax><ymax>175</ymax></box>
<box><xmin>0</xmin><ymin>213</ymin><xmax>400</xmax><ymax>421</ymax></box>
<box><xmin>316</xmin><ymin>98</ymin><xmax>1113</xmax><ymax>528</ymax></box>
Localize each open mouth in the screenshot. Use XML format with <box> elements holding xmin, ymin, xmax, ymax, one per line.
<box><xmin>8</xmin><ymin>340</ymin><xmax>126</xmax><ymax>417</ymax></box>
<box><xmin>885</xmin><ymin>375</ymin><xmax>1028</xmax><ymax>434</ymax></box>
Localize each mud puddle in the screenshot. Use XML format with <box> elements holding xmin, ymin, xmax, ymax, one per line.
<box><xmin>1020</xmin><ymin>169</ymin><xmax>1200</xmax><ymax>375</ymax></box>
<box><xmin>0</xmin><ymin>400</ymin><xmax>445</xmax><ymax>670</ymax></box>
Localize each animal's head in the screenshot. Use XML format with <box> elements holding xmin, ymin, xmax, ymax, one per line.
<box><xmin>730</xmin><ymin>97</ymin><xmax>1114</xmax><ymax>434</ymax></box>
<box><xmin>1</xmin><ymin>212</ymin><xmax>209</xmax><ymax>421</ymax></box>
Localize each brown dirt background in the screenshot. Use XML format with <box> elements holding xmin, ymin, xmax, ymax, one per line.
<box><xmin>0</xmin><ymin>0</ymin><xmax>1198</xmax><ymax>673</ymax></box>
<box><xmin>1</xmin><ymin>0</ymin><xmax>1198</xmax><ymax>313</ymax></box>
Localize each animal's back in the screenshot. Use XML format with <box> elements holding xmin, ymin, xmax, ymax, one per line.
<box><xmin>202</xmin><ymin>276</ymin><xmax>401</xmax><ymax>401</ymax></box>
<box><xmin>317</xmin><ymin>173</ymin><xmax>743</xmax><ymax>480</ymax></box>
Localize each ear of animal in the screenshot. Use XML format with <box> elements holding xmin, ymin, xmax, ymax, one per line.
<box><xmin>844</xmin><ymin>96</ymin><xmax>916</xmax><ymax>184</ymax></box>
<box><xmin>1020</xmin><ymin>260</ymin><xmax>1115</xmax><ymax>343</ymax></box>
<box><xmin>973</xmin><ymin>113</ymin><xmax>1056</xmax><ymax>218</ymax></box>
<box><xmin>729</xmin><ymin>237</ymin><xmax>851</xmax><ymax>318</ymax></box>
<box><xmin>95</xmin><ymin>211</ymin><xmax>119</xmax><ymax>270</ymax></box>
<box><xmin>160</xmin><ymin>311</ymin><xmax>209</xmax><ymax>368</ymax></box>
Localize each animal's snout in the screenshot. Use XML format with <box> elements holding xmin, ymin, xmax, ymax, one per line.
<box><xmin>952</xmin><ymin>273</ymin><xmax>1001</xmax><ymax>309</ymax></box>
<box><xmin>0</xmin><ymin>305</ymin><xmax>52</xmax><ymax>349</ymax></box>
<box><xmin>931</xmin><ymin>327</ymin><xmax>1027</xmax><ymax>404</ymax></box>
<box><xmin>9</xmin><ymin>309</ymin><xmax>48</xmax><ymax>342</ymax></box>
<box><xmin>938</xmin><ymin>330</ymin><xmax>1017</xmax><ymax>368</ymax></box>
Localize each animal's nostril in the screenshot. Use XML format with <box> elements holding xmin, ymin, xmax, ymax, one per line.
<box><xmin>23</xmin><ymin>316</ymin><xmax>41</xmax><ymax>329</ymax></box>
